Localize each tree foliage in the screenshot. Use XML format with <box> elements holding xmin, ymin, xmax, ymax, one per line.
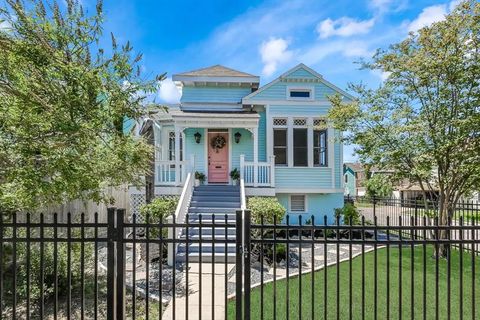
<box><xmin>0</xmin><ymin>0</ymin><xmax>163</xmax><ymax>211</ymax></box>
<box><xmin>364</xmin><ymin>174</ymin><xmax>393</xmax><ymax>199</ymax></box>
<box><xmin>328</xmin><ymin>0</ymin><xmax>480</xmax><ymax>225</ymax></box>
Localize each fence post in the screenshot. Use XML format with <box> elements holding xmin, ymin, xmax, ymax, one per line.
<box><xmin>167</xmin><ymin>216</ymin><xmax>174</xmax><ymax>266</ymax></box>
<box><xmin>373</xmin><ymin>197</ymin><xmax>376</xmax><ymax>218</ymax></box>
<box><xmin>235</xmin><ymin>209</ymin><xmax>243</xmax><ymax>320</ymax></box>
<box><xmin>243</xmin><ymin>209</ymin><xmax>251</xmax><ymax>320</ymax></box>
<box><xmin>414</xmin><ymin>203</ymin><xmax>418</xmax><ymax>240</ymax></box>
<box><xmin>107</xmin><ymin>207</ymin><xmax>117</xmax><ymax>320</ymax></box>
<box><xmin>116</xmin><ymin>209</ymin><xmax>126</xmax><ymax>320</ymax></box>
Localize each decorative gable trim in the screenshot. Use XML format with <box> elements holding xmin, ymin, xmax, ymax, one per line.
<box><xmin>242</xmin><ymin>63</ymin><xmax>354</xmax><ymax>103</ymax></box>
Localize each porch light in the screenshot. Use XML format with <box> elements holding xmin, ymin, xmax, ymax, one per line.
<box><xmin>194</xmin><ymin>131</ymin><xmax>202</xmax><ymax>144</ymax></box>
<box><xmin>234</xmin><ymin>131</ymin><xmax>242</xmax><ymax>143</ymax></box>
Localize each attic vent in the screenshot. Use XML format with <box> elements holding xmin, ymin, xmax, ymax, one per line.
<box><xmin>273</xmin><ymin>118</ymin><xmax>287</xmax><ymax>126</ymax></box>
<box><xmin>290</xmin><ymin>195</ymin><xmax>306</xmax><ymax>212</ymax></box>
<box><xmin>293</xmin><ymin>118</ymin><xmax>307</xmax><ymax>126</ymax></box>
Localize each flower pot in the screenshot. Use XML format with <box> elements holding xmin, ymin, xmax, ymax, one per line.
<box><xmin>194</xmin><ymin>179</ymin><xmax>200</xmax><ymax>187</ymax></box>
<box><xmin>232</xmin><ymin>180</ymin><xmax>238</xmax><ymax>186</ymax></box>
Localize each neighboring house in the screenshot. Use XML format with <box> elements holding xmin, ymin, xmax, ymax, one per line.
<box><xmin>130</xmin><ymin>64</ymin><xmax>350</xmax><ymax>224</ymax></box>
<box><xmin>343</xmin><ymin>163</ymin><xmax>366</xmax><ymax>197</ymax></box>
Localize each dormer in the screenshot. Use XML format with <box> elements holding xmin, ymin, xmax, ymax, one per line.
<box><xmin>172</xmin><ymin>65</ymin><xmax>259</xmax><ymax>112</ymax></box>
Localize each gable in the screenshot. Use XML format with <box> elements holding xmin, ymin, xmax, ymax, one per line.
<box><xmin>246</xmin><ymin>81</ymin><xmax>337</xmax><ymax>101</ymax></box>
<box><xmin>284</xmin><ymin>66</ymin><xmax>318</xmax><ymax>79</ymax></box>
<box><xmin>242</xmin><ymin>63</ymin><xmax>354</xmax><ymax>103</ymax></box>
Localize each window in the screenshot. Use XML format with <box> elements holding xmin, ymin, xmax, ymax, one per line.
<box><xmin>293</xmin><ymin>128</ymin><xmax>308</xmax><ymax>166</ymax></box>
<box><xmin>345</xmin><ymin>174</ymin><xmax>348</xmax><ymax>183</ymax></box>
<box><xmin>273</xmin><ymin>129</ymin><xmax>287</xmax><ymax>165</ymax></box>
<box><xmin>289</xmin><ymin>90</ymin><xmax>311</xmax><ymax>98</ymax></box>
<box><xmin>168</xmin><ymin>132</ymin><xmax>183</xmax><ymax>161</ymax></box>
<box><xmin>290</xmin><ymin>195</ymin><xmax>306</xmax><ymax>212</ymax></box>
<box><xmin>313</xmin><ymin>129</ymin><xmax>327</xmax><ymax>166</ymax></box>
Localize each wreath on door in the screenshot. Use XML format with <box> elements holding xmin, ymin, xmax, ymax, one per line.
<box><xmin>211</xmin><ymin>135</ymin><xmax>226</xmax><ymax>152</ymax></box>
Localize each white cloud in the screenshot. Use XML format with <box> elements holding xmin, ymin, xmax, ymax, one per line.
<box><xmin>407</xmin><ymin>1</ymin><xmax>460</xmax><ymax>33</ymax></box>
<box><xmin>158</xmin><ymin>78</ymin><xmax>181</xmax><ymax>104</ymax></box>
<box><xmin>259</xmin><ymin>38</ymin><xmax>293</xmax><ymax>76</ymax></box>
<box><xmin>317</xmin><ymin>17</ymin><xmax>375</xmax><ymax>39</ymax></box>
<box><xmin>301</xmin><ymin>40</ymin><xmax>373</xmax><ymax>65</ymax></box>
<box><xmin>0</xmin><ymin>20</ymin><xmax>12</xmax><ymax>32</ymax></box>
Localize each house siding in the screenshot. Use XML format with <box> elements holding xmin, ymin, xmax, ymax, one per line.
<box><xmin>276</xmin><ymin>193</ymin><xmax>344</xmax><ymax>224</ymax></box>
<box><xmin>184</xmin><ymin>128</ymin><xmax>206</xmax><ymax>174</ymax></box>
<box><xmin>275</xmin><ymin>167</ymin><xmax>332</xmax><ymax>189</ymax></box>
<box><xmin>247</xmin><ymin>81</ymin><xmax>337</xmax><ymax>101</ymax></box>
<box><xmin>181</xmin><ymin>86</ymin><xmax>252</xmax><ymax>104</ymax></box>
<box><xmin>231</xmin><ymin>129</ymin><xmax>253</xmax><ymax>170</ymax></box>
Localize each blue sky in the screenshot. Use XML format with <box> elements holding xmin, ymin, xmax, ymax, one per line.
<box><xmin>85</xmin><ymin>0</ymin><xmax>461</xmax><ymax>161</ymax></box>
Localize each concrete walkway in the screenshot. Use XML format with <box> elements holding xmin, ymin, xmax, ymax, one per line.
<box><xmin>162</xmin><ymin>263</ymin><xmax>235</xmax><ymax>320</ymax></box>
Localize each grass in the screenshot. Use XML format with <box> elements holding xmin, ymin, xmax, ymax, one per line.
<box><xmin>228</xmin><ymin>245</ymin><xmax>480</xmax><ymax>319</ymax></box>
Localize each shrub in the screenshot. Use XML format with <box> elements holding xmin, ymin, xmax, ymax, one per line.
<box><xmin>2</xmin><ymin>228</ymin><xmax>93</xmax><ymax>302</ymax></box>
<box><xmin>247</xmin><ymin>197</ymin><xmax>286</xmax><ymax>224</ymax></box>
<box><xmin>335</xmin><ymin>203</ymin><xmax>361</xmax><ymax>225</ymax></box>
<box><xmin>139</xmin><ymin>196</ymin><xmax>179</xmax><ymax>238</ymax></box>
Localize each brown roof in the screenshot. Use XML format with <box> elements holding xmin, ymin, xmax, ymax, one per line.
<box><xmin>174</xmin><ymin>65</ymin><xmax>257</xmax><ymax>78</ymax></box>
<box><xmin>344</xmin><ymin>163</ymin><xmax>364</xmax><ymax>172</ymax></box>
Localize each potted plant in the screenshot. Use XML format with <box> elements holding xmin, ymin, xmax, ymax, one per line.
<box><xmin>230</xmin><ymin>168</ymin><xmax>240</xmax><ymax>185</ymax></box>
<box><xmin>194</xmin><ymin>171</ymin><xmax>206</xmax><ymax>187</ymax></box>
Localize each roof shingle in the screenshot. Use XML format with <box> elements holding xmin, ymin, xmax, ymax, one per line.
<box><xmin>174</xmin><ymin>65</ymin><xmax>257</xmax><ymax>78</ymax></box>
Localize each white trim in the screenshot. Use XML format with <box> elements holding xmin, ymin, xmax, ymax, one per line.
<box><xmin>287</xmin><ymin>117</ymin><xmax>293</xmax><ymax>167</ymax></box>
<box><xmin>289</xmin><ymin>194</ymin><xmax>308</xmax><ymax>213</ymax></box>
<box><xmin>276</xmin><ymin>188</ymin><xmax>344</xmax><ymax>194</ymax></box>
<box><xmin>245</xmin><ymin>187</ymin><xmax>276</xmax><ymax>196</ymax></box>
<box><xmin>307</xmin><ymin>117</ymin><xmax>314</xmax><ymax>167</ymax></box>
<box><xmin>203</xmin><ymin>128</ymin><xmax>208</xmax><ymax>181</ymax></box>
<box><xmin>228</xmin><ymin>128</ymin><xmax>233</xmax><ymax>184</ymax></box>
<box><xmin>247</xmin><ymin>100</ymin><xmax>333</xmax><ymax>106</ymax></box>
<box><xmin>286</xmin><ymin>85</ymin><xmax>314</xmax><ymax>101</ymax></box>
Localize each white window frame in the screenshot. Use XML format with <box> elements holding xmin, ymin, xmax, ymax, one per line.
<box><xmin>286</xmin><ymin>86</ymin><xmax>314</xmax><ymax>101</ymax></box>
<box><xmin>167</xmin><ymin>131</ymin><xmax>183</xmax><ymax>162</ymax></box>
<box><xmin>289</xmin><ymin>194</ymin><xmax>307</xmax><ymax>213</ymax></box>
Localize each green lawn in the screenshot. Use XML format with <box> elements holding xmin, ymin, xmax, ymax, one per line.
<box><xmin>228</xmin><ymin>246</ymin><xmax>480</xmax><ymax>319</ymax></box>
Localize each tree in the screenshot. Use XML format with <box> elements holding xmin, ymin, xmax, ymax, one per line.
<box><xmin>364</xmin><ymin>174</ymin><xmax>393</xmax><ymax>199</ymax></box>
<box><xmin>0</xmin><ymin>0</ymin><xmax>163</xmax><ymax>211</ymax></box>
<box><xmin>328</xmin><ymin>0</ymin><xmax>480</xmax><ymax>252</ymax></box>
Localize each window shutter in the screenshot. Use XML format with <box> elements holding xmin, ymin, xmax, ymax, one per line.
<box><xmin>291</xmin><ymin>195</ymin><xmax>306</xmax><ymax>212</ymax></box>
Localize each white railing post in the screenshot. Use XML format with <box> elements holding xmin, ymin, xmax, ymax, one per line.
<box><xmin>240</xmin><ymin>155</ymin><xmax>245</xmax><ymax>180</ymax></box>
<box><xmin>270</xmin><ymin>155</ymin><xmax>276</xmax><ymax>188</ymax></box>
<box><xmin>253</xmin><ymin>127</ymin><xmax>258</xmax><ymax>187</ymax></box>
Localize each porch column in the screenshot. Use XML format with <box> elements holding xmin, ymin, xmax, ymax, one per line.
<box><xmin>253</xmin><ymin>126</ymin><xmax>258</xmax><ymax>187</ymax></box>
<box><xmin>174</xmin><ymin>126</ymin><xmax>181</xmax><ymax>186</ymax></box>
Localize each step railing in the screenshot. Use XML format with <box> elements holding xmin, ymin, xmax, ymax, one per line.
<box><xmin>240</xmin><ymin>154</ymin><xmax>275</xmax><ymax>187</ymax></box>
<box><xmin>167</xmin><ymin>156</ymin><xmax>195</xmax><ymax>265</ymax></box>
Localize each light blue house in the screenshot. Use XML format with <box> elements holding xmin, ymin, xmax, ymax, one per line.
<box><xmin>130</xmin><ymin>64</ymin><xmax>351</xmax><ymax>225</ymax></box>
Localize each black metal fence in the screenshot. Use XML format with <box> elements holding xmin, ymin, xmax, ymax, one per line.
<box><xmin>1</xmin><ymin>207</ymin><xmax>479</xmax><ymax>319</ymax></box>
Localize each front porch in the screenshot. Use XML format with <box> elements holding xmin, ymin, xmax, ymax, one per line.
<box><xmin>153</xmin><ymin>109</ymin><xmax>275</xmax><ymax>196</ymax></box>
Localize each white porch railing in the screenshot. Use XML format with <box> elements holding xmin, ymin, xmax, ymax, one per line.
<box><xmin>167</xmin><ymin>156</ymin><xmax>195</xmax><ymax>265</ymax></box>
<box><xmin>240</xmin><ymin>155</ymin><xmax>275</xmax><ymax>187</ymax></box>
<box><xmin>155</xmin><ymin>160</ymin><xmax>189</xmax><ymax>186</ymax></box>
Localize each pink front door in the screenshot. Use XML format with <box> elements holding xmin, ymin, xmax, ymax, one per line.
<box><xmin>208</xmin><ymin>132</ymin><xmax>229</xmax><ymax>183</ymax></box>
